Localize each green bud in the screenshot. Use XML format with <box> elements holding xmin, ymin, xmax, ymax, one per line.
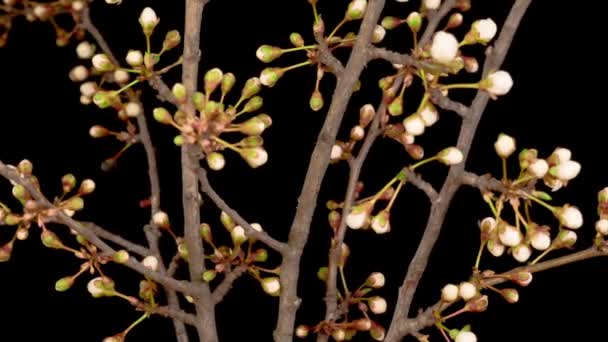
<box><xmin>144</xmin><ymin>52</ymin><xmax>160</xmax><ymax>69</ymax></box>
<box><xmin>406</xmin><ymin>12</ymin><xmax>422</xmax><ymax>33</ymax></box>
<box><xmin>256</xmin><ymin>45</ymin><xmax>283</xmax><ymax>63</ymax></box>
<box><xmin>200</xmin><ymin>223</ymin><xmax>212</xmax><ymax>242</ymax></box>
<box><xmin>153</xmin><ymin>107</ymin><xmax>173</xmax><ymax>125</ymax></box>
<box><xmin>64</xmin><ymin>197</ymin><xmax>84</xmax><ymax>211</ymax></box>
<box><xmin>17</xmin><ymin>159</ymin><xmax>33</xmax><ymax>176</ymax></box>
<box><xmin>309</xmin><ymin>90</ymin><xmax>324</xmax><ymax>111</ymax></box>
<box><xmin>221</xmin><ymin>72</ymin><xmax>236</xmax><ymax>95</ymax></box>
<box><xmin>241</xmin><ymin>77</ymin><xmax>262</xmax><ymax>100</ymax></box>
<box><xmin>173</xmin><ymin>135</ymin><xmax>185</xmax><ymax>146</ymax></box>
<box><xmin>11</xmin><ymin>184</ymin><xmax>27</xmax><ymax>200</ymax></box>
<box><xmin>204</xmin><ymin>100</ymin><xmax>220</xmax><ymax>116</ymax></box>
<box><xmin>178</xmin><ymin>242</ymin><xmax>189</xmax><ymax>259</ymax></box>
<box><xmin>55</xmin><ymin>277</ymin><xmax>74</xmax><ymax>292</ymax></box>
<box><xmin>254</xmin><ymin>248</ymin><xmax>268</xmax><ymax>262</ymax></box>
<box><xmin>381</xmin><ymin>16</ymin><xmax>403</xmax><ymax>30</ymax></box>
<box><xmin>163</xmin><ymin>30</ymin><xmax>181</xmax><ymax>51</ymax></box>
<box><xmin>172</xmin><ymin>83</ymin><xmax>186</xmax><ymax>102</ymax></box>
<box><xmin>204</xmin><ymin>68</ymin><xmax>223</xmax><ymax>95</ymax></box>
<box><xmin>93</xmin><ymin>91</ymin><xmax>116</xmax><ymax>109</ymax></box>
<box><xmin>388</xmin><ymin>97</ymin><xmax>403</xmax><ymax>116</ymax></box>
<box><xmin>76</xmin><ymin>234</ymin><xmax>88</xmax><ymax>245</ymax></box>
<box><xmin>239</xmin><ymin>135</ymin><xmax>264</xmax><ymax>148</ymax></box>
<box><xmin>41</xmin><ymin>229</ymin><xmax>63</xmax><ymax>249</ymax></box>
<box><xmin>240</xmin><ymin>117</ymin><xmax>267</xmax><ymax>136</ymax></box>
<box><xmin>532</xmin><ymin>190</ymin><xmax>552</xmax><ymax>201</ymax></box>
<box><xmin>62</xmin><ymin>173</ymin><xmax>77</xmax><ymax>193</ymax></box>
<box><xmin>345</xmin><ymin>0</ymin><xmax>367</xmax><ymax>21</ymax></box>
<box><xmin>260</xmin><ymin>67</ymin><xmax>284</xmax><ymax>88</ymax></box>
<box><xmin>243</xmin><ymin>96</ymin><xmax>263</xmax><ymax>113</ymax></box>
<box><xmin>289</xmin><ymin>32</ymin><xmax>304</xmax><ymax>47</ymax></box>
<box><xmin>220</xmin><ymin>211</ymin><xmax>235</xmax><ymax>231</ymax></box>
<box><xmin>113</xmin><ymin>250</ymin><xmax>130</xmax><ymax>264</ymax></box>
<box><xmin>202</xmin><ymin>270</ymin><xmax>217</xmax><ymax>282</ymax></box>
<box><xmin>317</xmin><ymin>266</ymin><xmax>328</xmax><ymax>281</ymax></box>
<box><xmin>193</xmin><ymin>92</ymin><xmax>206</xmax><ymax>111</ymax></box>
<box><xmin>256</xmin><ymin>113</ymin><xmax>272</xmax><ymax>128</ymax></box>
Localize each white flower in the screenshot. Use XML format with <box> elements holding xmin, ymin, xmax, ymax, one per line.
<box><xmin>596</xmin><ymin>219</ymin><xmax>608</xmax><ymax>235</ymax></box>
<box><xmin>92</xmin><ymin>53</ymin><xmax>113</xmax><ymax>72</ymax></box>
<box><xmin>403</xmin><ymin>114</ymin><xmax>426</xmax><ymax>136</ymax></box>
<box><xmin>455</xmin><ymin>330</ymin><xmax>477</xmax><ymax>342</ymax></box>
<box><xmin>372</xmin><ymin>25</ymin><xmax>386</xmax><ymax>44</ymax></box>
<box><xmin>441</xmin><ymin>283</ymin><xmax>459</xmax><ymax>302</ymax></box>
<box><xmin>430</xmin><ymin>31</ymin><xmax>459</xmax><ymax>64</ymax></box>
<box><xmin>69</xmin><ymin>65</ymin><xmax>89</xmax><ymax>82</ymax></box>
<box><xmin>152</xmin><ymin>211</ymin><xmax>169</xmax><ymax>227</ymax></box>
<box><xmin>438</xmin><ymin>147</ymin><xmax>463</xmax><ymax>165</ymax></box>
<box><xmin>142</xmin><ymin>255</ymin><xmax>159</xmax><ymax>271</ymax></box>
<box><xmin>424</xmin><ymin>0</ymin><xmax>441</xmax><ymax>10</ymax></box>
<box><xmin>512</xmin><ymin>244</ymin><xmax>532</xmax><ymax>262</ymax></box>
<box><xmin>420</xmin><ymin>106</ymin><xmax>439</xmax><ymax>127</ymax></box>
<box><xmin>87</xmin><ymin>277</ymin><xmax>105</xmax><ymax>297</ymax></box>
<box><xmin>530</xmin><ymin>230</ymin><xmax>551</xmax><ymax>250</ymax></box>
<box><xmin>124</xmin><ymin>102</ymin><xmax>141</xmax><ymax>117</ymax></box>
<box><xmin>484</xmin><ymin>70</ymin><xmax>513</xmax><ymax>96</ymax></box>
<box><xmin>458</xmin><ymin>282</ymin><xmax>477</xmax><ymax>301</ymax></box>
<box><xmin>367</xmin><ymin>272</ymin><xmax>385</xmax><ymax>288</ymax></box>
<box><xmin>528</xmin><ymin>159</ymin><xmax>549</xmax><ymax>178</ymax></box>
<box><xmin>76</xmin><ymin>41</ymin><xmax>95</xmax><ymax>59</ymax></box>
<box><xmin>139</xmin><ymin>7</ymin><xmax>159</xmax><ymax>33</ymax></box>
<box><xmin>472</xmin><ymin>18</ymin><xmax>497</xmax><ymax>42</ymax></box>
<box><xmin>368</xmin><ymin>296</ymin><xmax>387</xmax><ymax>314</ymax></box>
<box><xmin>552</xmin><ymin>147</ymin><xmax>572</xmax><ymax>163</ymax></box>
<box><xmin>261</xmin><ymin>277</ymin><xmax>281</xmax><ymax>296</ymax></box>
<box><xmin>498</xmin><ymin>223</ymin><xmax>522</xmax><ymax>247</ymax></box>
<box><xmin>556</xmin><ymin>205</ymin><xmax>583</xmax><ymax>229</ymax></box>
<box><xmin>551</xmin><ymin>160</ymin><xmax>581</xmax><ymax>181</ymax></box>
<box><xmin>126</xmin><ymin>50</ymin><xmax>144</xmax><ymax>67</ymax></box>
<box><xmin>494</xmin><ymin>133</ymin><xmax>516</xmax><ymax>158</ymax></box>
<box><xmin>330</xmin><ymin>144</ymin><xmax>343</xmax><ymax>160</ymax></box>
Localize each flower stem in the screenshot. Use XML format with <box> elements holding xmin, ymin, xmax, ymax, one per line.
<box><xmin>530</xmin><ymin>246</ymin><xmax>554</xmax><ymax>265</ymax></box>
<box><xmin>410</xmin><ymin>156</ymin><xmax>439</xmax><ymax>170</ymax></box>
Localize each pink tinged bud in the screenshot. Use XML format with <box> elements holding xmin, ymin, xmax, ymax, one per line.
<box><xmin>512</xmin><ymin>244</ymin><xmax>532</xmax><ymax>263</ymax></box>
<box><xmin>550</xmin><ymin>160</ymin><xmax>581</xmax><ymax>181</ymax></box>
<box><xmin>92</xmin><ymin>53</ymin><xmax>113</xmax><ymax>72</ymax></box>
<box><xmin>556</xmin><ymin>205</ymin><xmax>583</xmax><ymax>229</ymax></box>
<box><xmin>368</xmin><ymin>296</ymin><xmax>387</xmax><ymax>314</ymax></box>
<box><xmin>372</xmin><ymin>25</ymin><xmax>386</xmax><ymax>43</ymax></box>
<box><xmin>511</xmin><ymin>271</ymin><xmax>533</xmax><ymax>287</ymax></box>
<box><xmin>472</xmin><ymin>18</ymin><xmax>497</xmax><ymax>43</ymax></box>
<box><xmin>126</xmin><ymin>50</ymin><xmax>143</xmax><ymax>67</ymax></box>
<box><xmin>528</xmin><ymin>159</ymin><xmax>549</xmax><ymax>178</ymax></box>
<box><xmin>139</xmin><ymin>7</ymin><xmax>159</xmax><ymax>35</ymax></box>
<box><xmin>142</xmin><ymin>255</ymin><xmax>159</xmax><ymax>271</ymax></box>
<box><xmin>359</xmin><ymin>104</ymin><xmax>375</xmax><ymax>127</ymax></box>
<box><xmin>69</xmin><ymin>65</ymin><xmax>89</xmax><ymax>82</ymax></box>
<box><xmin>370</xmin><ymin>324</ymin><xmax>385</xmax><ymax>341</ymax></box>
<box><xmin>260</xmin><ymin>67</ymin><xmax>284</xmax><ymax>88</ymax></box>
<box><xmin>124</xmin><ymin>102</ymin><xmax>141</xmax><ymax>118</ymax></box>
<box><xmin>295</xmin><ymin>325</ymin><xmax>309</xmax><ymax>338</ymax></box>
<box><xmin>530</xmin><ymin>230</ymin><xmax>551</xmax><ymax>250</ymax></box>
<box><xmin>76</xmin><ymin>41</ymin><xmax>95</xmax><ymax>59</ymax></box>
<box><xmin>459</xmin><ymin>282</ymin><xmax>477</xmax><ymax>301</ymax></box>
<box><xmin>424</xmin><ymin>0</ymin><xmax>442</xmax><ymax>10</ymax></box>
<box><xmin>463</xmin><ymin>56</ymin><xmax>479</xmax><ymax>73</ymax></box>
<box><xmin>494</xmin><ymin>133</ymin><xmax>516</xmax><ymax>158</ymax></box>
<box><xmin>430</xmin><ymin>31</ymin><xmax>459</xmax><ymax>64</ymax></box>
<box><xmin>420</xmin><ymin>105</ymin><xmax>439</xmax><ymax>127</ymax></box>
<box><xmin>466</xmin><ymin>295</ymin><xmax>488</xmax><ymax>312</ymax></box>
<box><xmin>596</xmin><ymin>219</ymin><xmax>608</xmax><ymax>235</ymax></box>
<box><xmin>289</xmin><ymin>32</ymin><xmax>304</xmax><ymax>47</ymax></box>
<box><xmin>113</xmin><ymin>70</ymin><xmax>129</xmax><ymax>84</ymax></box>
<box><xmin>501</xmin><ymin>288</ymin><xmax>519</xmax><ymax>303</ymax></box>
<box><xmin>153</xmin><ymin>211</ymin><xmax>170</xmax><ymax>228</ymax></box>
<box><xmin>438</xmin><ymin>147</ymin><xmax>463</xmax><ymax>165</ymax></box>
<box><xmin>256</xmin><ymin>45</ymin><xmax>283</xmax><ymax>63</ymax></box>
<box><xmin>309</xmin><ymin>90</ymin><xmax>324</xmax><ymax>111</ymax></box>
<box><xmin>261</xmin><ymin>277</ymin><xmax>281</xmax><ymax>296</ymax></box>
<box><xmin>495</xmin><ymin>221</ymin><xmax>518</xmax><ymax>244</ymax></box>
<box><xmin>79</xmin><ymin>179</ymin><xmax>96</xmax><ymax>194</ymax></box>
<box><xmin>346</xmin><ymin>202</ymin><xmax>373</xmax><ymax>229</ymax></box>
<box><xmin>554</xmin><ymin>230</ymin><xmax>577</xmax><ymax>248</ymax></box>
<box><xmin>441</xmin><ymin>283</ymin><xmax>459</xmax><ymax>302</ymax></box>
<box><xmin>351</xmin><ymin>125</ymin><xmax>365</xmax><ymax>141</ymax></box>
<box><xmin>367</xmin><ymin>272</ymin><xmax>385</xmax><ymax>288</ymax></box>
<box><xmin>346</xmin><ymin>0</ymin><xmax>367</xmax><ymax>21</ymax></box>
<box><xmin>330</xmin><ymin>144</ymin><xmax>344</xmax><ymax>160</ymax></box>
<box><xmin>80</xmin><ymin>81</ymin><xmax>97</xmax><ymax>97</ymax></box>
<box><xmin>403</xmin><ymin>114</ymin><xmax>425</xmax><ymax>136</ymax></box>
<box><xmin>455</xmin><ymin>330</ymin><xmax>477</xmax><ymax>342</ymax></box>
<box><xmin>381</xmin><ymin>16</ymin><xmax>403</xmax><ymax>30</ymax></box>
<box><xmin>447</xmin><ymin>13</ymin><xmax>463</xmax><ymax>29</ymax></box>
<box><xmin>482</xmin><ymin>70</ymin><xmax>513</xmax><ymax>96</ymax></box>
<box><xmin>206</xmin><ymin>152</ymin><xmax>225</xmax><ymax>171</ymax></box>
<box><xmin>240</xmin><ymin>147</ymin><xmax>268</xmax><ymax>168</ymax></box>
<box><xmin>487</xmin><ymin>239</ymin><xmax>505</xmax><ymax>256</ymax></box>
<box><xmin>406</xmin><ymin>12</ymin><xmax>422</xmax><ymax>32</ymax></box>
<box><xmin>370</xmin><ymin>210</ymin><xmax>391</xmax><ymax>234</ymax></box>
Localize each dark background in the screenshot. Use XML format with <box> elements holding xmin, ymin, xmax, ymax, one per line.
<box><xmin>0</xmin><ymin>1</ymin><xmax>605</xmax><ymax>341</ymax></box>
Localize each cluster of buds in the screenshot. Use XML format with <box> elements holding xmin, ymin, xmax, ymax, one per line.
<box><xmin>330</xmin><ymin>104</ymin><xmax>378</xmax><ymax>163</ymax></box>
<box><xmin>518</xmin><ymin>145</ymin><xmax>581</xmax><ymax>192</ymax></box>
<box><xmin>154</xmin><ymin>69</ymin><xmax>271</xmax><ymax>169</ymax></box>
<box><xmin>595</xmin><ymin>188</ymin><xmax>608</xmax><ymax>240</ymax></box>
<box><xmin>0</xmin><ymin>0</ymin><xmax>88</xmax><ymax>48</ymax></box>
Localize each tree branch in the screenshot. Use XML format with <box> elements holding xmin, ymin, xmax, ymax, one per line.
<box><xmin>274</xmin><ymin>1</ymin><xmax>387</xmax><ymax>341</ymax></box>
<box><xmin>82</xmin><ymin>221</ymin><xmax>150</xmax><ymax>256</ymax></box>
<box><xmin>313</xmin><ymin>24</ymin><xmax>344</xmax><ymax>76</ymax></box>
<box><xmin>402</xmin><ymin>167</ymin><xmax>439</xmax><ymax>202</ymax></box>
<box><xmin>212</xmin><ymin>264</ymin><xmax>249</xmax><ymax>304</ymax></box>
<box><xmin>366</xmin><ymin>47</ymin><xmax>446</xmax><ymax>75</ymax></box>
<box><xmin>429</xmin><ymin>89</ymin><xmax>470</xmax><ymax>118</ymax></box>
<box><xmin>384</xmin><ymin>1</ymin><xmax>532</xmax><ymax>340</ymax></box>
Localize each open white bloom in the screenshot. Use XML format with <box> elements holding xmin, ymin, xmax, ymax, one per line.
<box><xmin>498</xmin><ymin>224</ymin><xmax>522</xmax><ymax>247</ymax></box>
<box><xmin>441</xmin><ymin>283</ymin><xmax>459</xmax><ymax>302</ymax></box>
<box><xmin>330</xmin><ymin>144</ymin><xmax>343</xmax><ymax>160</ymax></box>
<box><xmin>438</xmin><ymin>147</ymin><xmax>463</xmax><ymax>165</ymax></box>
<box><xmin>551</xmin><ymin>160</ymin><xmax>581</xmax><ymax>181</ymax></box>
<box><xmin>76</xmin><ymin>41</ymin><xmax>95</xmax><ymax>59</ymax></box>
<box><xmin>420</xmin><ymin>106</ymin><xmax>439</xmax><ymax>126</ymax></box>
<box><xmin>455</xmin><ymin>331</ymin><xmax>477</xmax><ymax>342</ymax></box>
<box><xmin>142</xmin><ymin>255</ymin><xmax>159</xmax><ymax>271</ymax></box>
<box><xmin>261</xmin><ymin>277</ymin><xmax>281</xmax><ymax>296</ymax></box>
<box><xmin>430</xmin><ymin>31</ymin><xmax>459</xmax><ymax>64</ymax></box>
<box><xmin>424</xmin><ymin>0</ymin><xmax>441</xmax><ymax>10</ymax></box>
<box><xmin>494</xmin><ymin>133</ymin><xmax>516</xmax><ymax>158</ymax></box>
<box><xmin>528</xmin><ymin>159</ymin><xmax>549</xmax><ymax>178</ymax></box>
<box><xmin>556</xmin><ymin>205</ymin><xmax>583</xmax><ymax>229</ymax></box>
<box><xmin>530</xmin><ymin>230</ymin><xmax>551</xmax><ymax>250</ymax></box>
<box><xmin>124</xmin><ymin>102</ymin><xmax>141</xmax><ymax>117</ymax></box>
<box><xmin>367</xmin><ymin>272</ymin><xmax>385</xmax><ymax>288</ymax></box>
<box><xmin>403</xmin><ymin>114</ymin><xmax>426</xmax><ymax>136</ymax></box>
<box><xmin>487</xmin><ymin>240</ymin><xmax>505</xmax><ymax>256</ymax></box>
<box><xmin>484</xmin><ymin>70</ymin><xmax>513</xmax><ymax>96</ymax></box>
<box><xmin>472</xmin><ymin>18</ymin><xmax>497</xmax><ymax>42</ymax></box>
<box><xmin>368</xmin><ymin>296</ymin><xmax>387</xmax><ymax>314</ymax></box>
<box><xmin>459</xmin><ymin>282</ymin><xmax>477</xmax><ymax>301</ymax></box>
<box><xmin>512</xmin><ymin>244</ymin><xmax>532</xmax><ymax>262</ymax></box>
<box><xmin>552</xmin><ymin>147</ymin><xmax>572</xmax><ymax>163</ymax></box>
<box><xmin>126</xmin><ymin>50</ymin><xmax>144</xmax><ymax>67</ymax></box>
<box><xmin>596</xmin><ymin>219</ymin><xmax>608</xmax><ymax>235</ymax></box>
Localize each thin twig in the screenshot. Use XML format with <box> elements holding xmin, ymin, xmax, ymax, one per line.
<box><xmin>313</xmin><ymin>22</ymin><xmax>344</xmax><ymax>76</ymax></box>
<box><xmin>83</xmin><ymin>221</ymin><xmax>149</xmax><ymax>256</ymax></box>
<box><xmin>402</xmin><ymin>167</ymin><xmax>439</xmax><ymax>202</ymax></box>
<box><xmin>80</xmin><ymin>7</ymin><xmax>119</xmax><ymax>66</ymax></box>
<box><xmin>366</xmin><ymin>47</ymin><xmax>446</xmax><ymax>74</ymax></box>
<box><xmin>197</xmin><ymin>168</ymin><xmax>287</xmax><ymax>254</ymax></box>
<box><xmin>429</xmin><ymin>89</ymin><xmax>470</xmax><ymax>118</ymax></box>
<box><xmin>212</xmin><ymin>264</ymin><xmax>249</xmax><ymax>304</ymax></box>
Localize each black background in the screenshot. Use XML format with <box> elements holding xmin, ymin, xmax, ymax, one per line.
<box><xmin>0</xmin><ymin>1</ymin><xmax>606</xmax><ymax>341</ymax></box>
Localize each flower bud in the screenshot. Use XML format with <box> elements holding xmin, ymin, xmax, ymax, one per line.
<box><xmin>481</xmin><ymin>70</ymin><xmax>513</xmax><ymax>97</ymax></box>
<box><xmin>76</xmin><ymin>41</ymin><xmax>95</xmax><ymax>59</ymax></box>
<box><xmin>204</xmin><ymin>68</ymin><xmax>223</xmax><ymax>95</ymax></box>
<box><xmin>290</xmin><ymin>32</ymin><xmax>304</xmax><ymax>47</ymax></box>
<box><xmin>381</xmin><ymin>16</ymin><xmax>403</xmax><ymax>30</ymax></box>
<box><xmin>202</xmin><ymin>270</ymin><xmax>217</xmax><ymax>282</ymax></box>
<box><xmin>438</xmin><ymin>147</ymin><xmax>463</xmax><ymax>165</ymax></box>
<box><xmin>69</xmin><ymin>65</ymin><xmax>89</xmax><ymax>82</ymax></box>
<box><xmin>549</xmin><ymin>160</ymin><xmax>581</xmax><ymax>181</ymax></box>
<box><xmin>256</xmin><ymin>45</ymin><xmax>283</xmax><ymax>63</ymax></box>
<box><xmin>555</xmin><ymin>205</ymin><xmax>583</xmax><ymax>229</ymax></box>
<box><xmin>459</xmin><ymin>282</ymin><xmax>477</xmax><ymax>301</ymax></box>
<box><xmin>152</xmin><ymin>211</ymin><xmax>170</xmax><ymax>228</ymax></box>
<box><xmin>142</xmin><ymin>255</ymin><xmax>159</xmax><ymax>271</ymax></box>
<box><xmin>406</xmin><ymin>12</ymin><xmax>422</xmax><ymax>32</ymax></box>
<box><xmin>345</xmin><ymin>0</ymin><xmax>367</xmax><ymax>21</ymax></box>
<box><xmin>501</xmin><ymin>288</ymin><xmax>519</xmax><ymax>303</ymax></box>
<box><xmin>93</xmin><ymin>91</ymin><xmax>117</xmax><ymax>109</ymax></box>
<box><xmin>231</xmin><ymin>226</ymin><xmax>247</xmax><ymax>246</ymax></box>
<box><xmin>528</xmin><ymin>159</ymin><xmax>548</xmax><ymax>178</ymax></box>
<box><xmin>372</xmin><ymin>25</ymin><xmax>386</xmax><ymax>43</ymax></box>
<box><xmin>153</xmin><ymin>107</ymin><xmax>173</xmax><ymax>125</ymax></box>
<box><xmin>430</xmin><ymin>31</ymin><xmax>459</xmax><ymax>64</ymax></box>
<box><xmin>447</xmin><ymin>13</ymin><xmax>463</xmax><ymax>29</ymax></box>
<box><xmin>346</xmin><ymin>201</ymin><xmax>373</xmax><ymax>229</ymax></box>
<box><xmin>295</xmin><ymin>325</ymin><xmax>309</xmax><ymax>338</ymax></box>
<box><xmin>92</xmin><ymin>54</ymin><xmax>113</xmax><ymax>72</ymax></box>
<box><xmin>511</xmin><ymin>271</ymin><xmax>533</xmax><ymax>287</ymax></box>
<box><xmin>388</xmin><ymin>97</ymin><xmax>404</xmax><ymax>116</ymax></box>
<box><xmin>441</xmin><ymin>283</ymin><xmax>459</xmax><ymax>302</ymax></box>
<box><xmin>367</xmin><ymin>272</ymin><xmax>385</xmax><ymax>288</ymax></box>
<box><xmin>309</xmin><ymin>90</ymin><xmax>324</xmax><ymax>111</ymax></box>
<box><xmin>512</xmin><ymin>244</ymin><xmax>532</xmax><ymax>263</ymax></box>
<box><xmin>370</xmin><ymin>210</ymin><xmax>390</xmax><ymax>234</ymax></box>
<box><xmin>64</xmin><ymin>197</ymin><xmax>84</xmax><ymax>211</ymax></box>
<box><xmin>163</xmin><ymin>30</ymin><xmax>181</xmax><ymax>51</ymax></box>
<box><xmin>494</xmin><ymin>133</ymin><xmax>516</xmax><ymax>158</ymax></box>
<box><xmin>241</xmin><ymin>77</ymin><xmax>262</xmax><ymax>100</ymax></box>
<box><xmin>240</xmin><ymin>147</ymin><xmax>268</xmax><ymax>168</ymax></box>
<box><xmin>553</xmin><ymin>229</ymin><xmax>577</xmax><ymax>248</ymax></box>
<box><xmin>370</xmin><ymin>324</ymin><xmax>385</xmax><ymax>341</ymax></box>
<box><xmin>455</xmin><ymin>330</ymin><xmax>477</xmax><ymax>342</ymax></box>
<box><xmin>498</xmin><ymin>222</ymin><xmax>522</xmax><ymax>247</ymax></box>
<box><xmin>139</xmin><ymin>7</ymin><xmax>159</xmax><ymax>35</ymax></box>
<box><xmin>261</xmin><ymin>277</ymin><xmax>281</xmax><ymax>296</ymax></box>
<box><xmin>78</xmin><ymin>179</ymin><xmax>95</xmax><ymax>194</ymax></box>
<box><xmin>126</xmin><ymin>50</ymin><xmax>144</xmax><ymax>67</ymax></box>
<box><xmin>55</xmin><ymin>276</ymin><xmax>74</xmax><ymax>292</ymax></box>
<box><xmin>368</xmin><ymin>296</ymin><xmax>387</xmax><ymax>314</ymax></box>
<box><xmin>470</xmin><ymin>18</ymin><xmax>497</xmax><ymax>44</ymax></box>
<box><xmin>424</xmin><ymin>0</ymin><xmax>441</xmax><ymax>10</ymax></box>
<box><xmin>596</xmin><ymin>219</ymin><xmax>608</xmax><ymax>235</ymax></box>
<box><xmin>206</xmin><ymin>152</ymin><xmax>225</xmax><ymax>171</ymax></box>
<box><xmin>403</xmin><ymin>114</ymin><xmax>425</xmax><ymax>136</ymax></box>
